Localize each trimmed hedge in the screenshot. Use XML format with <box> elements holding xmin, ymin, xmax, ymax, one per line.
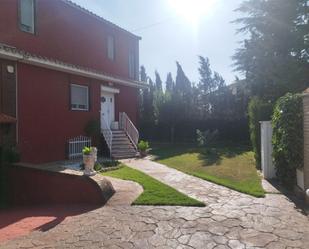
<box><xmin>248</xmin><ymin>97</ymin><xmax>274</xmax><ymax>169</ymax></box>
<box><xmin>272</xmin><ymin>93</ymin><xmax>303</xmax><ymax>189</ymax></box>
<box><xmin>140</xmin><ymin>119</ymin><xmax>250</xmax><ymax>144</ymax></box>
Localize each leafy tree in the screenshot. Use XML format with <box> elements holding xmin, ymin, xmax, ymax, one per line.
<box><xmin>233</xmin><ymin>0</ymin><xmax>309</xmax><ymax>101</ymax></box>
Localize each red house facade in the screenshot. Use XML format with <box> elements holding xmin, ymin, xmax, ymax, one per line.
<box><xmin>0</xmin><ymin>0</ymin><xmax>146</xmax><ymax>163</ymax></box>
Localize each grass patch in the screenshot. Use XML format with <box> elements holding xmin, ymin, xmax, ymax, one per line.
<box><xmin>151</xmin><ymin>144</ymin><xmax>265</xmax><ymax>197</ymax></box>
<box><xmin>102</xmin><ymin>165</ymin><xmax>205</xmax><ymax>206</ymax></box>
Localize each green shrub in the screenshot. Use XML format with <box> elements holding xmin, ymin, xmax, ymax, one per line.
<box><xmin>272</xmin><ymin>93</ymin><xmax>303</xmax><ymax>189</ymax></box>
<box><xmin>82</xmin><ymin>147</ymin><xmax>91</xmax><ymax>155</ymax></box>
<box><xmin>248</xmin><ymin>97</ymin><xmax>274</xmax><ymax>169</ymax></box>
<box><xmin>94</xmin><ymin>163</ymin><xmax>102</xmax><ymax>171</ymax></box>
<box><xmin>84</xmin><ymin>119</ymin><xmax>100</xmax><ymax>138</ymax></box>
<box><xmin>84</xmin><ymin>119</ymin><xmax>101</xmax><ymax>149</ymax></box>
<box><xmin>100</xmin><ymin>160</ymin><xmax>120</xmax><ymax>168</ymax></box>
<box><xmin>138</xmin><ymin>140</ymin><xmax>149</xmax><ymax>152</ymax></box>
<box><xmin>196</xmin><ymin>129</ymin><xmax>219</xmax><ymax>147</ymax></box>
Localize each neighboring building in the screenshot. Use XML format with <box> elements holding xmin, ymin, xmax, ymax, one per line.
<box><xmin>0</xmin><ymin>0</ymin><xmax>146</xmax><ymax>163</ymax></box>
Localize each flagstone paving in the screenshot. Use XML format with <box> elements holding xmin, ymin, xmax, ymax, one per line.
<box><xmin>1</xmin><ymin>158</ymin><xmax>309</xmax><ymax>249</ymax></box>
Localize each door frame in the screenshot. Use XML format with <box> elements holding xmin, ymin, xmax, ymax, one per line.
<box><xmin>100</xmin><ymin>85</ymin><xmax>120</xmax><ymax>128</ymax></box>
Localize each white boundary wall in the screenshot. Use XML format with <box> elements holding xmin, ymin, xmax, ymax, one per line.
<box><xmin>260</xmin><ymin>121</ymin><xmax>276</xmax><ymax>179</ymax></box>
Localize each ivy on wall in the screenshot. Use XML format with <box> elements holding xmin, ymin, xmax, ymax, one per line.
<box><xmin>272</xmin><ymin>93</ymin><xmax>303</xmax><ymax>189</ymax></box>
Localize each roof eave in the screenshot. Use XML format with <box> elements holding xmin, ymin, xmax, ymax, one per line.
<box><xmin>0</xmin><ymin>48</ymin><xmax>148</xmax><ymax>89</ymax></box>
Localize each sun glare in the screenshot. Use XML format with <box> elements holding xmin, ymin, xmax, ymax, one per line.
<box><xmin>168</xmin><ymin>0</ymin><xmax>217</xmax><ymax>25</ymax></box>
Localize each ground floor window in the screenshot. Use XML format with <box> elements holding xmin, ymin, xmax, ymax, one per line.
<box><xmin>70</xmin><ymin>84</ymin><xmax>89</xmax><ymax>111</ymax></box>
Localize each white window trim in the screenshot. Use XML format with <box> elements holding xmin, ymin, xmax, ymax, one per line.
<box><xmin>19</xmin><ymin>0</ymin><xmax>36</xmax><ymax>34</ymax></box>
<box><xmin>71</xmin><ymin>84</ymin><xmax>89</xmax><ymax>111</ymax></box>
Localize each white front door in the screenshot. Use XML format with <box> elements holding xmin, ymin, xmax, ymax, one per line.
<box><xmin>101</xmin><ymin>92</ymin><xmax>115</xmax><ymax>128</ymax></box>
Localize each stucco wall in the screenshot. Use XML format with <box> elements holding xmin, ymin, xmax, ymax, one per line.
<box><xmin>0</xmin><ymin>0</ymin><xmax>139</xmax><ymax>80</ymax></box>
<box><xmin>17</xmin><ymin>63</ymin><xmax>139</xmax><ymax>163</ymax></box>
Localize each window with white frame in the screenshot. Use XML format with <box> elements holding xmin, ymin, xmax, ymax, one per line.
<box><xmin>19</xmin><ymin>0</ymin><xmax>36</xmax><ymax>34</ymax></box>
<box><xmin>70</xmin><ymin>84</ymin><xmax>89</xmax><ymax>111</ymax></box>
<box><xmin>129</xmin><ymin>50</ymin><xmax>136</xmax><ymax>79</ymax></box>
<box><xmin>107</xmin><ymin>35</ymin><xmax>115</xmax><ymax>60</ymax></box>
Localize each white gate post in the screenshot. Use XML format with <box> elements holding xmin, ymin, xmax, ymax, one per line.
<box><xmin>302</xmin><ymin>90</ymin><xmax>309</xmax><ymax>204</ymax></box>
<box><xmin>260</xmin><ymin>121</ymin><xmax>276</xmax><ymax>179</ymax></box>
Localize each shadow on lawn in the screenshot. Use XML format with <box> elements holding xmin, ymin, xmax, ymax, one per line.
<box><xmin>151</xmin><ymin>142</ymin><xmax>250</xmax><ymax>166</ymax></box>
<box><xmin>198</xmin><ymin>146</ymin><xmax>249</xmax><ymax>166</ymax></box>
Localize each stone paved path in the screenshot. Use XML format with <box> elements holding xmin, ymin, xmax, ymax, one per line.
<box><xmin>1</xmin><ymin>159</ymin><xmax>309</xmax><ymax>249</ymax></box>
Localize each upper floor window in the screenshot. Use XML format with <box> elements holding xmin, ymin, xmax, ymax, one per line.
<box><xmin>129</xmin><ymin>50</ymin><xmax>136</xmax><ymax>79</ymax></box>
<box><xmin>19</xmin><ymin>0</ymin><xmax>36</xmax><ymax>34</ymax></box>
<box><xmin>107</xmin><ymin>35</ymin><xmax>115</xmax><ymax>61</ymax></box>
<box><xmin>70</xmin><ymin>84</ymin><xmax>89</xmax><ymax>111</ymax></box>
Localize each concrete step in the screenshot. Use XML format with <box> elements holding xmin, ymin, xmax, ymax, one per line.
<box><xmin>112</xmin><ymin>141</ymin><xmax>132</xmax><ymax>146</ymax></box>
<box><xmin>112</xmin><ymin>130</ymin><xmax>125</xmax><ymax>133</ymax></box>
<box><xmin>112</xmin><ymin>145</ymin><xmax>135</xmax><ymax>150</ymax></box>
<box><xmin>112</xmin><ymin>133</ymin><xmax>127</xmax><ymax>136</ymax></box>
<box><xmin>112</xmin><ymin>147</ymin><xmax>137</xmax><ymax>153</ymax></box>
<box><xmin>112</xmin><ymin>137</ymin><xmax>128</xmax><ymax>140</ymax></box>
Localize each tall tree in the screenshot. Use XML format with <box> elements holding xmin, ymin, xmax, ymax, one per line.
<box><xmin>175</xmin><ymin>61</ymin><xmax>192</xmax><ymax>97</ymax></box>
<box><xmin>155</xmin><ymin>70</ymin><xmax>163</xmax><ymax>93</ymax></box>
<box><xmin>154</xmin><ymin>71</ymin><xmax>164</xmax><ymax>120</ymax></box>
<box><xmin>197</xmin><ymin>56</ymin><xmax>226</xmax><ymax>118</ymax></box>
<box><xmin>198</xmin><ymin>56</ymin><xmax>213</xmax><ymax>95</ymax></box>
<box><xmin>233</xmin><ymin>0</ymin><xmax>309</xmax><ymax>101</ymax></box>
<box><xmin>139</xmin><ymin>66</ymin><xmax>155</xmax><ymax>125</ymax></box>
<box><xmin>140</xmin><ymin>65</ymin><xmax>147</xmax><ymax>82</ymax></box>
<box><xmin>165</xmin><ymin>72</ymin><xmax>174</xmax><ymax>95</ymax></box>
<box><xmin>139</xmin><ymin>66</ymin><xmax>147</xmax><ymax>123</ymax></box>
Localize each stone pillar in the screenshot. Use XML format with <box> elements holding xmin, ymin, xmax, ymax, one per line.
<box><xmin>303</xmin><ymin>91</ymin><xmax>309</xmax><ymax>205</ymax></box>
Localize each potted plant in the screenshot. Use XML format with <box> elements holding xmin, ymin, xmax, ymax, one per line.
<box><xmin>82</xmin><ymin>146</ymin><xmax>96</xmax><ymax>176</ymax></box>
<box><xmin>137</xmin><ymin>140</ymin><xmax>149</xmax><ymax>157</ymax></box>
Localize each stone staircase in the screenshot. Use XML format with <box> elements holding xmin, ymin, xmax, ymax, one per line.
<box><xmin>111</xmin><ymin>130</ymin><xmax>138</xmax><ymax>159</ymax></box>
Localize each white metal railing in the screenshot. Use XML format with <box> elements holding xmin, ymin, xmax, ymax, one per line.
<box><xmin>119</xmin><ymin>112</ymin><xmax>139</xmax><ymax>149</ymax></box>
<box><xmin>68</xmin><ymin>136</ymin><xmax>91</xmax><ymax>159</ymax></box>
<box><xmin>101</xmin><ymin>116</ymin><xmax>113</xmax><ymax>156</ymax></box>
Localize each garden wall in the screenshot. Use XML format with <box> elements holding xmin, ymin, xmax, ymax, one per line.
<box><xmin>7</xmin><ymin>164</ymin><xmax>114</xmax><ymax>206</ymax></box>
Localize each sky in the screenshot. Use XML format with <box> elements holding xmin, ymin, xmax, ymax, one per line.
<box><xmin>72</xmin><ymin>0</ymin><xmax>245</xmax><ymax>85</ymax></box>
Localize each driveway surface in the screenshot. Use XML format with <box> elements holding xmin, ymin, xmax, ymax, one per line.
<box><xmin>1</xmin><ymin>158</ymin><xmax>308</xmax><ymax>249</ymax></box>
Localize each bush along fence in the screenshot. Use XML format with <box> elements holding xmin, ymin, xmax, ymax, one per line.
<box><xmin>272</xmin><ymin>93</ymin><xmax>303</xmax><ymax>189</ymax></box>
<box><xmin>140</xmin><ymin>118</ymin><xmax>250</xmax><ymax>144</ymax></box>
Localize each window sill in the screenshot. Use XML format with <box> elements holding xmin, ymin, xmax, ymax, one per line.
<box><xmin>71</xmin><ymin>108</ymin><xmax>89</xmax><ymax>112</ymax></box>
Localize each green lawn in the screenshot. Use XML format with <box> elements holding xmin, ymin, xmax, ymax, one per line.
<box><xmin>151</xmin><ymin>144</ymin><xmax>265</xmax><ymax>197</ymax></box>
<box><xmin>102</xmin><ymin>165</ymin><xmax>205</xmax><ymax>206</ymax></box>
